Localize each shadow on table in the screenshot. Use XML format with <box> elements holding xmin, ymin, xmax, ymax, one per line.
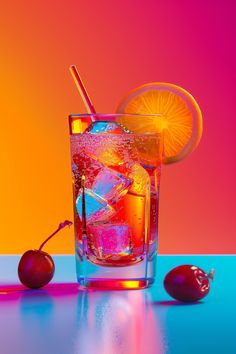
<box><xmin>153</xmin><ymin>299</ymin><xmax>204</xmax><ymax>306</ymax></box>
<box><xmin>0</xmin><ymin>282</ymin><xmax>81</xmax><ymax>301</ymax></box>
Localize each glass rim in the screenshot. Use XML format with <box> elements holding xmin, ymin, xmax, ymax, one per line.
<box><xmin>69</xmin><ymin>113</ymin><xmax>163</xmax><ymax>138</ymax></box>
<box><xmin>69</xmin><ymin>113</ymin><xmax>164</xmax><ymax>138</ymax></box>
<box><xmin>69</xmin><ymin>113</ymin><xmax>163</xmax><ymax>118</ymax></box>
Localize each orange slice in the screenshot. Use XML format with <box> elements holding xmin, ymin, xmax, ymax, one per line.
<box><xmin>116</xmin><ymin>82</ymin><xmax>203</xmax><ymax>164</ymax></box>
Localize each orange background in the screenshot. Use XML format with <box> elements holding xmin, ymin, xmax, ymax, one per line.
<box><xmin>1</xmin><ymin>1</ymin><xmax>235</xmax><ymax>254</ymax></box>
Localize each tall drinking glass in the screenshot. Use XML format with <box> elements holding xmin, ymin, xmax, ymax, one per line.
<box><xmin>69</xmin><ymin>114</ymin><xmax>163</xmax><ymax>289</ymax></box>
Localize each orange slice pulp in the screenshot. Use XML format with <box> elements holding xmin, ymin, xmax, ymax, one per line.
<box><xmin>116</xmin><ymin>82</ymin><xmax>203</xmax><ymax>164</ymax></box>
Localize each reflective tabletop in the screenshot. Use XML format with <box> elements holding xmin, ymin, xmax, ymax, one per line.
<box><xmin>0</xmin><ymin>255</ymin><xmax>235</xmax><ymax>354</ymax></box>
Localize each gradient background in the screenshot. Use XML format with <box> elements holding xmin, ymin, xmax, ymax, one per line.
<box><xmin>0</xmin><ymin>0</ymin><xmax>235</xmax><ymax>254</ymax></box>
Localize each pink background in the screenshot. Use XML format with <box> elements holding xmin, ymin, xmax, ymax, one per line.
<box><xmin>0</xmin><ymin>0</ymin><xmax>235</xmax><ymax>254</ymax></box>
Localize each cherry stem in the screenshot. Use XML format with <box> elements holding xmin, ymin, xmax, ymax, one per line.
<box><xmin>38</xmin><ymin>220</ymin><xmax>73</xmax><ymax>252</ymax></box>
<box><xmin>207</xmin><ymin>268</ymin><xmax>215</xmax><ymax>281</ymax></box>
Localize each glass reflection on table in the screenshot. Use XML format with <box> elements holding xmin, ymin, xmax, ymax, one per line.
<box><xmin>76</xmin><ymin>290</ymin><xmax>165</xmax><ymax>354</ymax></box>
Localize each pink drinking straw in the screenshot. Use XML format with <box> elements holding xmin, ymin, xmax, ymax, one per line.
<box><xmin>69</xmin><ymin>65</ymin><xmax>96</xmax><ymax>118</ymax></box>
<box><xmin>69</xmin><ymin>65</ymin><xmax>95</xmax><ymax>235</ymax></box>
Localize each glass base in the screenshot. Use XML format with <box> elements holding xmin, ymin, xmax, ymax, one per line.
<box><xmin>78</xmin><ymin>277</ymin><xmax>154</xmax><ymax>290</ymax></box>
<box><xmin>76</xmin><ymin>253</ymin><xmax>156</xmax><ymax>290</ymax></box>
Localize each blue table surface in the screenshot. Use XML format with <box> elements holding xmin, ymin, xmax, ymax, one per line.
<box><xmin>0</xmin><ymin>255</ymin><xmax>235</xmax><ymax>354</ymax></box>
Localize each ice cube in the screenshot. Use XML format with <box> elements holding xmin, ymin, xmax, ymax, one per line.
<box><xmin>76</xmin><ymin>188</ymin><xmax>115</xmax><ymax>224</ymax></box>
<box><xmin>71</xmin><ymin>153</ymin><xmax>105</xmax><ymax>197</ymax></box>
<box><xmin>92</xmin><ymin>167</ymin><xmax>132</xmax><ymax>203</ymax></box>
<box><xmin>85</xmin><ymin>120</ymin><xmax>125</xmax><ymax>134</ymax></box>
<box><xmin>128</xmin><ymin>164</ymin><xmax>150</xmax><ymax>196</ymax></box>
<box><xmin>87</xmin><ymin>223</ymin><xmax>132</xmax><ymax>257</ymax></box>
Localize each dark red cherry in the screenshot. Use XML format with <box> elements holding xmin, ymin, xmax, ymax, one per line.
<box><xmin>18</xmin><ymin>220</ymin><xmax>72</xmax><ymax>289</ymax></box>
<box><xmin>164</xmin><ymin>265</ymin><xmax>214</xmax><ymax>302</ymax></box>
<box><xmin>18</xmin><ymin>250</ymin><xmax>55</xmax><ymax>289</ymax></box>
